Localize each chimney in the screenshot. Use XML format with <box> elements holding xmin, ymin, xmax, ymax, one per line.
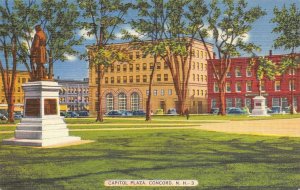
<box><xmin>269</xmin><ymin>50</ymin><xmax>272</xmax><ymax>56</ymax></box>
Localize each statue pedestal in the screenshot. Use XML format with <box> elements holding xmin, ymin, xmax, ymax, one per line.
<box><xmin>250</xmin><ymin>96</ymin><xmax>270</xmax><ymax>117</ymax></box>
<box><xmin>2</xmin><ymin>81</ymin><xmax>81</xmax><ymax>147</ymax></box>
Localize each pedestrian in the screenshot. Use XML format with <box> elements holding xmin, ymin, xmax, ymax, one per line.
<box><xmin>185</xmin><ymin>108</ymin><xmax>190</xmax><ymax>120</ymax></box>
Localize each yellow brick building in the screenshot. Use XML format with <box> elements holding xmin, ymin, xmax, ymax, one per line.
<box><xmin>0</xmin><ymin>71</ymin><xmax>31</xmax><ymax>112</ymax></box>
<box><xmin>88</xmin><ymin>40</ymin><xmax>213</xmax><ymax>116</ymax></box>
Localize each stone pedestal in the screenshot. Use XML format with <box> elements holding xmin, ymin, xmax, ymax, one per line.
<box><xmin>2</xmin><ymin>81</ymin><xmax>81</xmax><ymax>147</ymax></box>
<box><xmin>250</xmin><ymin>96</ymin><xmax>270</xmax><ymax>116</ymax></box>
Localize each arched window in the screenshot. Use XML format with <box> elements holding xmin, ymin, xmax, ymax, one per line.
<box><xmin>106</xmin><ymin>93</ymin><xmax>114</xmax><ymax>112</ymax></box>
<box><xmin>131</xmin><ymin>93</ymin><xmax>139</xmax><ymax>111</ymax></box>
<box><xmin>118</xmin><ymin>93</ymin><xmax>127</xmax><ymax>111</ymax></box>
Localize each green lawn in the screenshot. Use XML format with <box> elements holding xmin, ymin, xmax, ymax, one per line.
<box><xmin>1</xmin><ymin>129</ymin><xmax>299</xmax><ymax>190</ymax></box>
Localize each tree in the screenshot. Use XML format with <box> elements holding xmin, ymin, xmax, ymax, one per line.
<box><xmin>271</xmin><ymin>3</ymin><xmax>300</xmax><ymax>114</ymax></box>
<box><xmin>16</xmin><ymin>0</ymin><xmax>83</xmax><ymax>80</ymax></box>
<box><xmin>248</xmin><ymin>56</ymin><xmax>278</xmax><ymax>96</ymax></box>
<box><xmin>78</xmin><ymin>0</ymin><xmax>132</xmax><ymax>122</ymax></box>
<box><xmin>195</xmin><ymin>0</ymin><xmax>266</xmax><ymax>115</ymax></box>
<box><xmin>0</xmin><ymin>0</ymin><xmax>21</xmax><ymax>122</ymax></box>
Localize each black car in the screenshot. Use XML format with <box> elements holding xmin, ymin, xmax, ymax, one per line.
<box><xmin>78</xmin><ymin>111</ymin><xmax>89</xmax><ymax>117</ymax></box>
<box><xmin>132</xmin><ymin>110</ymin><xmax>146</xmax><ymax>116</ymax></box>
<box><xmin>227</xmin><ymin>108</ymin><xmax>244</xmax><ymax>115</ymax></box>
<box><xmin>210</xmin><ymin>108</ymin><xmax>219</xmax><ymax>114</ymax></box>
<box><xmin>106</xmin><ymin>110</ymin><xmax>123</xmax><ymax>116</ymax></box>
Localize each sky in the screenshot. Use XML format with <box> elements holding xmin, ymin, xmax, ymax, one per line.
<box><xmin>1</xmin><ymin>0</ymin><xmax>300</xmax><ymax>80</ymax></box>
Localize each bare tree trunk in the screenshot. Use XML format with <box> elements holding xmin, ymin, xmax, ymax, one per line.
<box><xmin>48</xmin><ymin>50</ymin><xmax>53</xmax><ymax>79</ymax></box>
<box><xmin>218</xmin><ymin>82</ymin><xmax>226</xmax><ymax>115</ymax></box>
<box><xmin>96</xmin><ymin>64</ymin><xmax>104</xmax><ymax>122</ymax></box>
<box><xmin>7</xmin><ymin>94</ymin><xmax>14</xmax><ymax>123</ymax></box>
<box><xmin>145</xmin><ymin>56</ymin><xmax>157</xmax><ymax>121</ymax></box>
<box><xmin>290</xmin><ymin>77</ymin><xmax>294</xmax><ymax>114</ymax></box>
<box><xmin>258</xmin><ymin>80</ymin><xmax>262</xmax><ymax>96</ymax></box>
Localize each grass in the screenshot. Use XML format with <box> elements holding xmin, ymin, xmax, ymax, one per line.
<box><xmin>0</xmin><ymin>129</ymin><xmax>299</xmax><ymax>190</ymax></box>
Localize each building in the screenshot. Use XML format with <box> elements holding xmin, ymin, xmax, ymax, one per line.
<box><xmin>57</xmin><ymin>78</ymin><xmax>89</xmax><ymax>112</ymax></box>
<box><xmin>88</xmin><ymin>40</ymin><xmax>213</xmax><ymax>116</ymax></box>
<box><xmin>0</xmin><ymin>71</ymin><xmax>31</xmax><ymax>113</ymax></box>
<box><xmin>207</xmin><ymin>52</ymin><xmax>300</xmax><ymax>112</ymax></box>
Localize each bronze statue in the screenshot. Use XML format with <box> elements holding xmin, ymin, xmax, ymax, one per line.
<box><xmin>30</xmin><ymin>25</ymin><xmax>47</xmax><ymax>80</ymax></box>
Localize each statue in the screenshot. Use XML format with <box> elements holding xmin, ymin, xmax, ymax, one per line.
<box><xmin>30</xmin><ymin>25</ymin><xmax>47</xmax><ymax>80</ymax></box>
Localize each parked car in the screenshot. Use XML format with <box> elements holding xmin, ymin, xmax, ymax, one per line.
<box><xmin>167</xmin><ymin>108</ymin><xmax>178</xmax><ymax>115</ymax></box>
<box><xmin>78</xmin><ymin>111</ymin><xmax>89</xmax><ymax>117</ymax></box>
<box><xmin>210</xmin><ymin>108</ymin><xmax>219</xmax><ymax>114</ymax></box>
<box><xmin>132</xmin><ymin>110</ymin><xmax>146</xmax><ymax>116</ymax></box>
<box><xmin>0</xmin><ymin>113</ymin><xmax>7</xmax><ymax>120</ymax></box>
<box><xmin>226</xmin><ymin>107</ymin><xmax>235</xmax><ymax>113</ymax></box>
<box><xmin>106</xmin><ymin>110</ymin><xmax>123</xmax><ymax>117</ymax></box>
<box><xmin>60</xmin><ymin>112</ymin><xmax>70</xmax><ymax>118</ymax></box>
<box><xmin>67</xmin><ymin>111</ymin><xmax>79</xmax><ymax>118</ymax></box>
<box><xmin>227</xmin><ymin>108</ymin><xmax>244</xmax><ymax>115</ymax></box>
<box><xmin>270</xmin><ymin>106</ymin><xmax>282</xmax><ymax>114</ymax></box>
<box><xmin>120</xmin><ymin>110</ymin><xmax>133</xmax><ymax>116</ymax></box>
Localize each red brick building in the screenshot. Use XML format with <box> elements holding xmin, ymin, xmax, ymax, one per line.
<box><xmin>207</xmin><ymin>52</ymin><xmax>300</xmax><ymax>112</ymax></box>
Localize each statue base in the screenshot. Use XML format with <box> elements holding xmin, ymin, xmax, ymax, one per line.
<box><xmin>2</xmin><ymin>81</ymin><xmax>81</xmax><ymax>147</ymax></box>
<box><xmin>250</xmin><ymin>96</ymin><xmax>270</xmax><ymax>117</ymax></box>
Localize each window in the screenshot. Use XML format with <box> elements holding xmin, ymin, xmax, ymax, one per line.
<box><xmin>193</xmin><ymin>62</ymin><xmax>195</xmax><ymax>70</ymax></box>
<box><xmin>129</xmin><ymin>64</ymin><xmax>133</xmax><ymax>72</ymax></box>
<box><xmin>201</xmin><ymin>63</ymin><xmax>203</xmax><ymax>71</ymax></box>
<box><xmin>22</xmin><ymin>78</ymin><xmax>27</xmax><ymax>83</ymax></box>
<box><xmin>17</xmin><ymin>87</ymin><xmax>20</xmax><ymax>92</ymax></box>
<box><xmin>201</xmin><ymin>75</ymin><xmax>203</xmax><ymax>82</ymax></box>
<box><xmin>157</xmin><ymin>74</ymin><xmax>161</xmax><ymax>82</ymax></box>
<box><xmin>131</xmin><ymin>93</ymin><xmax>139</xmax><ymax>111</ymax></box>
<box><xmin>226</xmin><ymin>82</ymin><xmax>231</xmax><ymax>92</ymax></box>
<box><xmin>214</xmin><ymin>82</ymin><xmax>219</xmax><ymax>93</ymax></box>
<box><xmin>129</xmin><ymin>76</ymin><xmax>133</xmax><ymax>83</ymax></box>
<box><xmin>111</xmin><ymin>77</ymin><xmax>114</xmax><ymax>84</ymax></box>
<box><xmin>105</xmin><ymin>77</ymin><xmax>108</xmax><ymax>84</ymax></box>
<box><xmin>106</xmin><ymin>93</ymin><xmax>114</xmax><ymax>112</ymax></box>
<box><xmin>205</xmin><ymin>63</ymin><xmax>207</xmax><ymax>70</ymax></box>
<box><xmin>205</xmin><ymin>75</ymin><xmax>207</xmax><ymax>82</ymax></box>
<box><xmin>281</xmin><ymin>97</ymin><xmax>288</xmax><ymax>108</ymax></box>
<box><xmin>289</xmin><ymin>68</ymin><xmax>295</xmax><ymax>75</ymax></box>
<box><xmin>289</xmin><ymin>80</ymin><xmax>295</xmax><ymax>91</ymax></box>
<box><xmin>136</xmin><ymin>64</ymin><xmax>140</xmax><ymax>71</ymax></box>
<box><xmin>143</xmin><ymin>63</ymin><xmax>147</xmax><ymax>70</ymax></box>
<box><xmin>150</xmin><ymin>63</ymin><xmax>154</xmax><ymax>69</ymax></box>
<box><xmin>123</xmin><ymin>76</ymin><xmax>127</xmax><ymax>83</ymax></box>
<box><xmin>235</xmin><ymin>67</ymin><xmax>242</xmax><ymax>77</ymax></box>
<box><xmin>164</xmin><ymin>62</ymin><xmax>168</xmax><ymax>69</ymax></box>
<box><xmin>201</xmin><ymin>90</ymin><xmax>204</xmax><ymax>96</ymax></box>
<box><xmin>136</xmin><ymin>51</ymin><xmax>140</xmax><ymax>59</ymax></box>
<box><xmin>123</xmin><ymin>65</ymin><xmax>127</xmax><ymax>72</ymax></box>
<box><xmin>146</xmin><ymin>90</ymin><xmax>149</xmax><ymax>96</ymax></box>
<box><xmin>164</xmin><ymin>74</ymin><xmax>168</xmax><ymax>81</ymax></box>
<box><xmin>246</xmin><ymin>68</ymin><xmax>252</xmax><ymax>77</ymax></box>
<box><xmin>192</xmin><ymin>49</ymin><xmax>195</xmax><ymax>57</ymax></box>
<box><xmin>226</xmin><ymin>72</ymin><xmax>231</xmax><ymax>78</ymax></box>
<box><xmin>193</xmin><ymin>89</ymin><xmax>195</xmax><ymax>95</ymax></box>
<box><xmin>143</xmin><ymin>75</ymin><xmax>147</xmax><ymax>82</ymax></box>
<box><xmin>193</xmin><ymin>74</ymin><xmax>195</xmax><ymax>81</ymax></box>
<box><xmin>142</xmin><ymin>52</ymin><xmax>147</xmax><ymax>58</ymax></box>
<box><xmin>197</xmin><ymin>62</ymin><xmax>200</xmax><ymax>70</ymax></box>
<box><xmin>261</xmin><ymin>81</ymin><xmax>265</xmax><ymax>92</ymax></box>
<box><xmin>168</xmin><ymin>89</ymin><xmax>172</xmax><ymax>95</ymax></box>
<box><xmin>275</xmin><ymin>81</ymin><xmax>280</xmax><ymax>91</ymax></box>
<box><xmin>197</xmin><ymin>50</ymin><xmax>199</xmax><ymax>58</ymax></box>
<box><xmin>211</xmin><ymin>99</ymin><xmax>217</xmax><ymax>108</ymax></box>
<box><xmin>105</xmin><ymin>67</ymin><xmax>108</xmax><ymax>72</ymax></box>
<box><xmin>201</xmin><ymin>51</ymin><xmax>204</xmax><ymax>58</ymax></box>
<box><xmin>117</xmin><ymin>76</ymin><xmax>121</xmax><ymax>83</ymax></box>
<box><xmin>236</xmin><ymin>82</ymin><xmax>241</xmax><ymax>92</ymax></box>
<box><xmin>161</xmin><ymin>89</ymin><xmax>164</xmax><ymax>96</ymax></box>
<box><xmin>136</xmin><ymin>75</ymin><xmax>140</xmax><ymax>82</ymax></box>
<box><xmin>118</xmin><ymin>93</ymin><xmax>127</xmax><ymax>111</ymax></box>
<box><xmin>246</xmin><ymin>81</ymin><xmax>252</xmax><ymax>92</ymax></box>
<box><xmin>110</xmin><ymin>66</ymin><xmax>114</xmax><ymax>72</ymax></box>
<box><xmin>154</xmin><ymin>90</ymin><xmax>158</xmax><ymax>96</ymax></box>
<box><xmin>226</xmin><ymin>98</ymin><xmax>233</xmax><ymax>108</ymax></box>
<box><xmin>272</xmin><ymin>98</ymin><xmax>280</xmax><ymax>107</ymax></box>
<box><xmin>235</xmin><ymin>98</ymin><xmax>242</xmax><ymax>108</ymax></box>
<box><xmin>197</xmin><ymin>90</ymin><xmax>200</xmax><ymax>96</ymax></box>
<box><xmin>157</xmin><ymin>62</ymin><xmax>161</xmax><ymax>70</ymax></box>
<box><xmin>245</xmin><ymin>98</ymin><xmax>252</xmax><ymax>109</ymax></box>
<box><xmin>129</xmin><ymin>52</ymin><xmax>133</xmax><ymax>60</ymax></box>
<box><xmin>117</xmin><ymin>65</ymin><xmax>120</xmax><ymax>72</ymax></box>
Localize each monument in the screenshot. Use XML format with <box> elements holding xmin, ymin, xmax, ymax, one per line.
<box><xmin>250</xmin><ymin>96</ymin><xmax>270</xmax><ymax>116</ymax></box>
<box><xmin>3</xmin><ymin>25</ymin><xmax>81</xmax><ymax>147</ymax></box>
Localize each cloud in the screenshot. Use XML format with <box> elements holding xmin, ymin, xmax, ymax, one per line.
<box><xmin>115</xmin><ymin>27</ymin><xmax>141</xmax><ymax>39</ymax></box>
<box><xmin>64</xmin><ymin>54</ymin><xmax>78</xmax><ymax>61</ymax></box>
<box><xmin>78</xmin><ymin>29</ymin><xmax>95</xmax><ymax>40</ymax></box>
<box><xmin>205</xmin><ymin>27</ymin><xmax>250</xmax><ymax>44</ymax></box>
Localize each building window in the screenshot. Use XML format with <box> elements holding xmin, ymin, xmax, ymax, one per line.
<box><xmin>211</xmin><ymin>99</ymin><xmax>217</xmax><ymax>108</ymax></box>
<box><xmin>201</xmin><ymin>51</ymin><xmax>204</xmax><ymax>58</ymax></box>
<box><xmin>129</xmin><ymin>76</ymin><xmax>133</xmax><ymax>83</ymax></box>
<box><xmin>289</xmin><ymin>68</ymin><xmax>295</xmax><ymax>75</ymax></box>
<box><xmin>105</xmin><ymin>77</ymin><xmax>108</xmax><ymax>84</ymax></box>
<box><xmin>197</xmin><ymin>50</ymin><xmax>199</xmax><ymax>58</ymax></box>
<box><xmin>143</xmin><ymin>75</ymin><xmax>147</xmax><ymax>83</ymax></box>
<box><xmin>245</xmin><ymin>98</ymin><xmax>251</xmax><ymax>109</ymax></box>
<box><xmin>261</xmin><ymin>81</ymin><xmax>266</xmax><ymax>92</ymax></box>
<box><xmin>106</xmin><ymin>93</ymin><xmax>114</xmax><ymax>112</ymax></box>
<box><xmin>281</xmin><ymin>97</ymin><xmax>288</xmax><ymax>108</ymax></box>
<box><xmin>136</xmin><ymin>64</ymin><xmax>140</xmax><ymax>71</ymax></box>
<box><xmin>193</xmin><ymin>89</ymin><xmax>195</xmax><ymax>95</ymax></box>
<box><xmin>197</xmin><ymin>74</ymin><xmax>199</xmax><ymax>82</ymax></box>
<box><xmin>164</xmin><ymin>62</ymin><xmax>168</xmax><ymax>69</ymax></box>
<box><xmin>272</xmin><ymin>98</ymin><xmax>280</xmax><ymax>107</ymax></box>
<box><xmin>146</xmin><ymin>90</ymin><xmax>149</xmax><ymax>96</ymax></box>
<box><xmin>111</xmin><ymin>77</ymin><xmax>114</xmax><ymax>84</ymax></box>
<box><xmin>246</xmin><ymin>81</ymin><xmax>252</xmax><ymax>92</ymax></box>
<box><xmin>110</xmin><ymin>66</ymin><xmax>114</xmax><ymax>72</ymax></box>
<box><xmin>131</xmin><ymin>93</ymin><xmax>139</xmax><ymax>111</ymax></box>
<box><xmin>129</xmin><ymin>64</ymin><xmax>133</xmax><ymax>72</ymax></box>
<box><xmin>246</xmin><ymin>68</ymin><xmax>252</xmax><ymax>77</ymax></box>
<box><xmin>226</xmin><ymin>98</ymin><xmax>233</xmax><ymax>108</ymax></box>
<box><xmin>142</xmin><ymin>52</ymin><xmax>147</xmax><ymax>58</ymax></box>
<box><xmin>201</xmin><ymin>75</ymin><xmax>203</xmax><ymax>82</ymax></box>
<box><xmin>123</xmin><ymin>65</ymin><xmax>127</xmax><ymax>72</ymax></box>
<box><xmin>201</xmin><ymin>90</ymin><xmax>204</xmax><ymax>96</ymax></box>
<box><xmin>193</xmin><ymin>74</ymin><xmax>195</xmax><ymax>81</ymax></box>
<box><xmin>17</xmin><ymin>87</ymin><xmax>21</xmax><ymax>92</ymax></box>
<box><xmin>150</xmin><ymin>63</ymin><xmax>154</xmax><ymax>70</ymax></box>
<box><xmin>289</xmin><ymin>80</ymin><xmax>295</xmax><ymax>91</ymax></box>
<box><xmin>105</xmin><ymin>67</ymin><xmax>108</xmax><ymax>72</ymax></box>
<box><xmin>193</xmin><ymin>62</ymin><xmax>195</xmax><ymax>70</ymax></box>
<box><xmin>201</xmin><ymin>63</ymin><xmax>204</xmax><ymax>71</ymax></box>
<box><xmin>236</xmin><ymin>82</ymin><xmax>241</xmax><ymax>92</ymax></box>
<box><xmin>226</xmin><ymin>72</ymin><xmax>231</xmax><ymax>78</ymax></box>
<box><xmin>129</xmin><ymin>52</ymin><xmax>133</xmax><ymax>60</ymax></box>
<box><xmin>161</xmin><ymin>89</ymin><xmax>164</xmax><ymax>96</ymax></box>
<box><xmin>117</xmin><ymin>76</ymin><xmax>121</xmax><ymax>83</ymax></box>
<box><xmin>168</xmin><ymin>89</ymin><xmax>172</xmax><ymax>95</ymax></box>
<box><xmin>157</xmin><ymin>74</ymin><xmax>161</xmax><ymax>82</ymax></box>
<box><xmin>164</xmin><ymin>74</ymin><xmax>168</xmax><ymax>81</ymax></box>
<box><xmin>197</xmin><ymin>90</ymin><xmax>200</xmax><ymax>96</ymax></box>
<box><xmin>235</xmin><ymin>98</ymin><xmax>242</xmax><ymax>108</ymax></box>
<box><xmin>136</xmin><ymin>51</ymin><xmax>140</xmax><ymax>59</ymax></box>
<box><xmin>214</xmin><ymin>82</ymin><xmax>219</xmax><ymax>93</ymax></box>
<box><xmin>197</xmin><ymin>62</ymin><xmax>200</xmax><ymax>70</ymax></box>
<box><xmin>154</xmin><ymin>90</ymin><xmax>157</xmax><ymax>96</ymax></box>
<box><xmin>117</xmin><ymin>65</ymin><xmax>120</xmax><ymax>72</ymax></box>
<box><xmin>123</xmin><ymin>76</ymin><xmax>127</xmax><ymax>83</ymax></box>
<box><xmin>157</xmin><ymin>62</ymin><xmax>161</xmax><ymax>70</ymax></box>
<box><xmin>275</xmin><ymin>81</ymin><xmax>280</xmax><ymax>91</ymax></box>
<box><xmin>143</xmin><ymin>63</ymin><xmax>147</xmax><ymax>70</ymax></box>
<box><xmin>205</xmin><ymin>75</ymin><xmax>207</xmax><ymax>82</ymax></box>
<box><xmin>226</xmin><ymin>82</ymin><xmax>231</xmax><ymax>92</ymax></box>
<box><xmin>136</xmin><ymin>75</ymin><xmax>140</xmax><ymax>83</ymax></box>
<box><xmin>235</xmin><ymin>67</ymin><xmax>242</xmax><ymax>77</ymax></box>
<box><xmin>118</xmin><ymin>93</ymin><xmax>127</xmax><ymax>111</ymax></box>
